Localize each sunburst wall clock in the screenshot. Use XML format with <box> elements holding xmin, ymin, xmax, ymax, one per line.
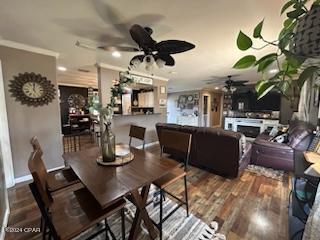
<box><xmin>9</xmin><ymin>72</ymin><xmax>56</xmax><ymax>107</ymax></box>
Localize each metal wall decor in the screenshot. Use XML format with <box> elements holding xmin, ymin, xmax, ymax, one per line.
<box><xmin>9</xmin><ymin>72</ymin><xmax>56</xmax><ymax>107</ymax></box>
<box><xmin>68</xmin><ymin>94</ymin><xmax>86</xmax><ymax>108</ymax></box>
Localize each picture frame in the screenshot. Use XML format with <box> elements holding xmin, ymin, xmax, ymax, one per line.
<box><xmin>159</xmin><ymin>99</ymin><xmax>167</xmax><ymax>108</ymax></box>
<box><xmin>160</xmin><ymin>86</ymin><xmax>166</xmax><ymax>94</ymax></box>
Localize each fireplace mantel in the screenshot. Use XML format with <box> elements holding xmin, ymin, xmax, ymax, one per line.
<box><xmin>224</xmin><ymin>117</ymin><xmax>279</xmax><ymax>138</ymax></box>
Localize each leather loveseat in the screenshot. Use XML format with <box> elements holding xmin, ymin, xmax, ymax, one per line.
<box><xmin>251</xmin><ymin>120</ymin><xmax>314</xmax><ymax>171</ymax></box>
<box><xmin>156</xmin><ymin>123</ymin><xmax>252</xmax><ymax>178</ymax></box>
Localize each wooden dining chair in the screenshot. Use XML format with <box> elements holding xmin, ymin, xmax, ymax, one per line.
<box><xmin>28</xmin><ymin>148</ymin><xmax>126</xmax><ymax>240</ymax></box>
<box><xmin>152</xmin><ymin>129</ymin><xmax>192</xmax><ymax>240</ymax></box>
<box><xmin>30</xmin><ymin>136</ymin><xmax>80</xmax><ymax>192</ymax></box>
<box><xmin>129</xmin><ymin>125</ymin><xmax>146</xmax><ymax>149</ymax></box>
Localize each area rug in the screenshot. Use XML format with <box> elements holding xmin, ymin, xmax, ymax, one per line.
<box><xmin>246</xmin><ymin>164</ymin><xmax>284</xmax><ymax>181</ymax></box>
<box><xmin>76</xmin><ymin>188</ymin><xmax>226</xmax><ymax>240</ymax></box>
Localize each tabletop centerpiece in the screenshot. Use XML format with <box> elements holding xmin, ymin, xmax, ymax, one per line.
<box><xmin>89</xmin><ymin>72</ymin><xmax>134</xmax><ymax>163</ymax></box>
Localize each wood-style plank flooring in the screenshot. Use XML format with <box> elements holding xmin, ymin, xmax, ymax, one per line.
<box><xmin>5</xmin><ymin>143</ymin><xmax>290</xmax><ymax>240</ymax></box>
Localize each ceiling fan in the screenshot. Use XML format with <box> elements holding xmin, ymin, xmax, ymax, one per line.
<box><xmin>223</xmin><ymin>75</ymin><xmax>248</xmax><ymax>93</ymax></box>
<box><xmin>127</xmin><ymin>24</ymin><xmax>195</xmax><ymax>70</ymax></box>
<box><xmin>204</xmin><ymin>75</ymin><xmax>248</xmax><ymax>93</ymax></box>
<box><xmin>76</xmin><ymin>24</ymin><xmax>195</xmax><ymax>71</ymax></box>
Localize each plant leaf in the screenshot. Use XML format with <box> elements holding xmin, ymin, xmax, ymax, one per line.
<box><xmin>281</xmin><ymin>0</ymin><xmax>295</xmax><ymax>15</ymax></box>
<box><xmin>258</xmin><ymin>58</ymin><xmax>277</xmax><ymax>72</ymax></box>
<box><xmin>253</xmin><ymin>20</ymin><xmax>264</xmax><ymax>38</ymax></box>
<box><xmin>255</xmin><ymin>53</ymin><xmax>278</xmax><ymax>66</ymax></box>
<box><xmin>287</xmin><ymin>8</ymin><xmax>306</xmax><ymax>18</ymax></box>
<box><xmin>297</xmin><ymin>66</ymin><xmax>319</xmax><ymax>88</ymax></box>
<box><xmin>283</xmin><ymin>18</ymin><xmax>294</xmax><ymax>28</ymax></box>
<box><xmin>256</xmin><ymin>81</ymin><xmax>276</xmax><ymax>99</ymax></box>
<box><xmin>237</xmin><ymin>31</ymin><xmax>252</xmax><ymax>51</ymax></box>
<box><xmin>283</xmin><ymin>50</ymin><xmax>306</xmax><ymax>68</ymax></box>
<box><xmin>233</xmin><ymin>55</ymin><xmax>256</xmax><ymax>69</ymax></box>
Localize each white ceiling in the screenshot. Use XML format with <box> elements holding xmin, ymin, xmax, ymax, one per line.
<box><xmin>0</xmin><ymin>0</ymin><xmax>285</xmax><ymax>92</ymax></box>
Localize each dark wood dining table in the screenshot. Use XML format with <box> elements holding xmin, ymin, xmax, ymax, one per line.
<box><xmin>62</xmin><ymin>145</ymin><xmax>180</xmax><ymax>240</ymax></box>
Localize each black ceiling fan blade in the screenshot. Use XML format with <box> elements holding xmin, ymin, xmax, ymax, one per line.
<box><xmin>155</xmin><ymin>40</ymin><xmax>195</xmax><ymax>54</ymax></box>
<box><xmin>129</xmin><ymin>24</ymin><xmax>156</xmax><ymax>50</ymax></box>
<box><xmin>232</xmin><ymin>81</ymin><xmax>249</xmax><ymax>86</ymax></box>
<box><xmin>129</xmin><ymin>55</ymin><xmax>145</xmax><ymax>65</ymax></box>
<box><xmin>97</xmin><ymin>46</ymin><xmax>141</xmax><ymax>52</ymax></box>
<box><xmin>156</xmin><ymin>54</ymin><xmax>175</xmax><ymax>66</ymax></box>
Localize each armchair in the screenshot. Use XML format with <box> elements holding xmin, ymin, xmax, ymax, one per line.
<box><xmin>251</xmin><ymin>120</ymin><xmax>314</xmax><ymax>171</ymax></box>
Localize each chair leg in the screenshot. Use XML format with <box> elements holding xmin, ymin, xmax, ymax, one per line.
<box><xmin>42</xmin><ymin>220</ymin><xmax>47</xmax><ymax>240</ymax></box>
<box><xmin>105</xmin><ymin>219</ymin><xmax>116</xmax><ymax>240</ymax></box>
<box><xmin>121</xmin><ymin>208</ymin><xmax>126</xmax><ymax>240</ymax></box>
<box><xmin>184</xmin><ymin>175</ymin><xmax>189</xmax><ymax>217</ymax></box>
<box><xmin>159</xmin><ymin>189</ymin><xmax>163</xmax><ymax>240</ymax></box>
<box><xmin>104</xmin><ymin>219</ymin><xmax>110</xmax><ymax>240</ymax></box>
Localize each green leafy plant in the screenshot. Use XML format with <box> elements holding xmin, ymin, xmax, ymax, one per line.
<box><xmin>89</xmin><ymin>72</ymin><xmax>134</xmax><ymax>122</ymax></box>
<box><xmin>233</xmin><ymin>0</ymin><xmax>320</xmax><ymax>102</ymax></box>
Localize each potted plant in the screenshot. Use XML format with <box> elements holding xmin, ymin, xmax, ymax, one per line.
<box><xmin>89</xmin><ymin>72</ymin><xmax>133</xmax><ymax>162</ymax></box>
<box><xmin>233</xmin><ymin>0</ymin><xmax>320</xmax><ymax>102</ymax></box>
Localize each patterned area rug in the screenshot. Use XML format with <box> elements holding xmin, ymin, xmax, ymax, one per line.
<box><xmin>246</xmin><ymin>164</ymin><xmax>284</xmax><ymax>181</ymax></box>
<box><xmin>76</xmin><ymin>187</ymin><xmax>226</xmax><ymax>240</ymax></box>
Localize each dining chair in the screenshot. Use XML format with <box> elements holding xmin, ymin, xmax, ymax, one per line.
<box><xmin>152</xmin><ymin>129</ymin><xmax>192</xmax><ymax>240</ymax></box>
<box><xmin>129</xmin><ymin>125</ymin><xmax>146</xmax><ymax>149</ymax></box>
<box><xmin>28</xmin><ymin>148</ymin><xmax>126</xmax><ymax>240</ymax></box>
<box><xmin>30</xmin><ymin>136</ymin><xmax>80</xmax><ymax>192</ymax></box>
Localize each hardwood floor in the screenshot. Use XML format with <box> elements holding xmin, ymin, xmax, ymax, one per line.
<box><xmin>5</xmin><ymin>144</ymin><xmax>290</xmax><ymax>240</ymax></box>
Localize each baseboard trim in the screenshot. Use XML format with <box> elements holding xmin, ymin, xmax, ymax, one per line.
<box><xmin>0</xmin><ymin>207</ymin><xmax>10</xmax><ymax>240</ymax></box>
<box><xmin>14</xmin><ymin>165</ymin><xmax>65</xmax><ymax>184</ymax></box>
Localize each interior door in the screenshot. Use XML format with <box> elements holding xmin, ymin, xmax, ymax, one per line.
<box><xmin>211</xmin><ymin>93</ymin><xmax>222</xmax><ymax>126</ymax></box>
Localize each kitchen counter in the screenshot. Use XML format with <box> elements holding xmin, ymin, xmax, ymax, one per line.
<box><xmin>114</xmin><ymin>113</ymin><xmax>162</xmax><ymax>117</ymax></box>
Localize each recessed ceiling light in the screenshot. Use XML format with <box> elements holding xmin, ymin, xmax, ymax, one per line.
<box><xmin>57</xmin><ymin>66</ymin><xmax>67</xmax><ymax>71</ymax></box>
<box><xmin>214</xmin><ymin>87</ymin><xmax>220</xmax><ymax>90</ymax></box>
<box><xmin>269</xmin><ymin>68</ymin><xmax>278</xmax><ymax>74</ymax></box>
<box><xmin>112</xmin><ymin>51</ymin><xmax>121</xmax><ymax>58</ymax></box>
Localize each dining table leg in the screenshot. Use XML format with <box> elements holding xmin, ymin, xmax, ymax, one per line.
<box><xmin>128</xmin><ymin>184</ymin><xmax>157</xmax><ymax>240</ymax></box>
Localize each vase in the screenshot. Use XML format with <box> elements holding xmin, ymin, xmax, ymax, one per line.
<box><xmin>293</xmin><ymin>4</ymin><xmax>320</xmax><ymax>58</ymax></box>
<box><xmin>101</xmin><ymin>122</ymin><xmax>116</xmax><ymax>162</ymax></box>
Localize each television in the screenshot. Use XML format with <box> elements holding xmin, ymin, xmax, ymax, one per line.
<box><xmin>232</xmin><ymin>90</ymin><xmax>281</xmax><ymax>111</ymax></box>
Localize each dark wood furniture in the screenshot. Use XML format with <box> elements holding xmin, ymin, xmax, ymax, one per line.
<box><xmin>62</xmin><ymin>131</ymin><xmax>93</xmax><ymax>153</ymax></box>
<box><xmin>289</xmin><ymin>151</ymin><xmax>320</xmax><ymax>239</ymax></box>
<box><xmin>69</xmin><ymin>114</ymin><xmax>91</xmax><ymax>134</ymax></box>
<box><xmin>152</xmin><ymin>130</ymin><xmax>192</xmax><ymax>240</ymax></box>
<box><xmin>129</xmin><ymin>125</ymin><xmax>146</xmax><ymax>149</ymax></box>
<box><xmin>62</xmin><ymin>146</ymin><xmax>180</xmax><ymax>240</ymax></box>
<box><xmin>28</xmin><ymin>148</ymin><xmax>126</xmax><ymax>240</ymax></box>
<box><xmin>30</xmin><ymin>136</ymin><xmax>80</xmax><ymax>192</ymax></box>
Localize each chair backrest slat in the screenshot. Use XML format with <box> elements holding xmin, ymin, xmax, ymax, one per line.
<box><xmin>28</xmin><ymin>149</ymin><xmax>52</xmax><ymax>208</ymax></box>
<box><xmin>129</xmin><ymin>125</ymin><xmax>146</xmax><ymax>148</ymax></box>
<box><xmin>160</xmin><ymin>129</ymin><xmax>192</xmax><ymax>169</ymax></box>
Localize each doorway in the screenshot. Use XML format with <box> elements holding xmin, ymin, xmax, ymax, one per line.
<box><xmin>202</xmin><ymin>94</ymin><xmax>211</xmax><ymax>127</ymax></box>
<box><xmin>211</xmin><ymin>93</ymin><xmax>222</xmax><ymax>127</ymax></box>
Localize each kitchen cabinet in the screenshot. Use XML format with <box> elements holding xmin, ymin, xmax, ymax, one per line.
<box><xmin>138</xmin><ymin>91</ymin><xmax>154</xmax><ymax>108</ymax></box>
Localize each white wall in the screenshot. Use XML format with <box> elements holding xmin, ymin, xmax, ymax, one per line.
<box><xmin>0</xmin><ymin>60</ymin><xmax>14</xmax><ymax>188</ymax></box>
<box><xmin>167</xmin><ymin>90</ymin><xmax>200</xmax><ymax>124</ymax></box>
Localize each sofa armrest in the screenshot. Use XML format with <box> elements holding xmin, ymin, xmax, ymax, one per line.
<box><xmin>254</xmin><ymin>139</ymin><xmax>293</xmax><ymax>152</ymax></box>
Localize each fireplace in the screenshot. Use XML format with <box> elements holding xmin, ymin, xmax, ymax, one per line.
<box><xmin>237</xmin><ymin>125</ymin><xmax>261</xmax><ymax>138</ymax></box>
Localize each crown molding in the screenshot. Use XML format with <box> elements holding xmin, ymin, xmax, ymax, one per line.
<box><xmin>96</xmin><ymin>62</ymin><xmax>169</xmax><ymax>81</ymax></box>
<box><xmin>0</xmin><ymin>39</ymin><xmax>59</xmax><ymax>58</ymax></box>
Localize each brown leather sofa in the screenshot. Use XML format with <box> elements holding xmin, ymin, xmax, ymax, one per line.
<box><xmin>251</xmin><ymin>120</ymin><xmax>314</xmax><ymax>171</ymax></box>
<box><xmin>156</xmin><ymin>123</ymin><xmax>252</xmax><ymax>178</ymax></box>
